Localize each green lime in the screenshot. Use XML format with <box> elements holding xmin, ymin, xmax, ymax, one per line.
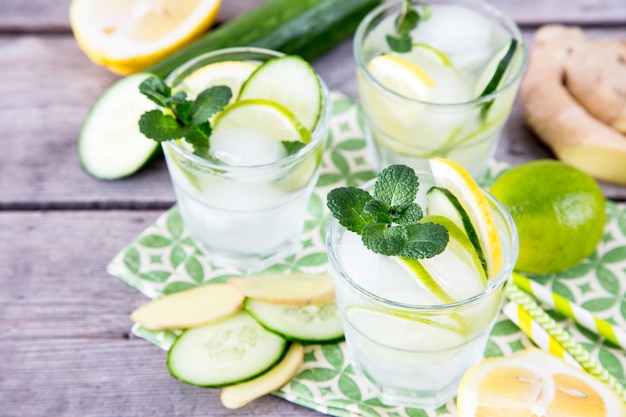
<box><xmin>490</xmin><ymin>160</ymin><xmax>605</xmax><ymax>274</ymax></box>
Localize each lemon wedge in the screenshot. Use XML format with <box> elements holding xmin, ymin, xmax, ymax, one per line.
<box><xmin>457</xmin><ymin>348</ymin><xmax>626</xmax><ymax>417</ymax></box>
<box><xmin>70</xmin><ymin>0</ymin><xmax>221</xmax><ymax>74</ymax></box>
<box><xmin>429</xmin><ymin>158</ymin><xmax>502</xmax><ymax>276</ymax></box>
<box><xmin>367</xmin><ymin>54</ymin><xmax>436</xmax><ymax>100</ymax></box>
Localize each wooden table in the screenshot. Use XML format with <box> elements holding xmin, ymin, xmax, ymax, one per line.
<box><xmin>1</xmin><ymin>1</ymin><xmax>625</xmax><ymax>416</ymax></box>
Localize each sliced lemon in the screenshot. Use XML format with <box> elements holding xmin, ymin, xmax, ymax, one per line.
<box><xmin>179</xmin><ymin>61</ymin><xmax>259</xmax><ymax>99</ymax></box>
<box><xmin>213</xmin><ymin>99</ymin><xmax>310</xmax><ymax>144</ymax></box>
<box><xmin>70</xmin><ymin>0</ymin><xmax>221</xmax><ymax>75</ymax></box>
<box><xmin>457</xmin><ymin>348</ymin><xmax>626</xmax><ymax>417</ymax></box>
<box><xmin>429</xmin><ymin>158</ymin><xmax>502</xmax><ymax>277</ymax></box>
<box><xmin>367</xmin><ymin>54</ymin><xmax>436</xmax><ymax>100</ymax></box>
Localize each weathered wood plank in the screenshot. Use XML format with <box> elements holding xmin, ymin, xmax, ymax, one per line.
<box><xmin>2</xmin><ymin>0</ymin><xmax>626</xmax><ymax>32</ymax></box>
<box><xmin>0</xmin><ymin>210</ymin><xmax>321</xmax><ymax>417</ymax></box>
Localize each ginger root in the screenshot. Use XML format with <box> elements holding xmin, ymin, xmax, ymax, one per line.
<box><xmin>521</xmin><ymin>25</ymin><xmax>626</xmax><ymax>186</ymax></box>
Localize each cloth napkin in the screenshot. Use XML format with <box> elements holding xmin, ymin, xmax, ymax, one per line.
<box><xmin>108</xmin><ymin>92</ymin><xmax>626</xmax><ymax>417</ymax></box>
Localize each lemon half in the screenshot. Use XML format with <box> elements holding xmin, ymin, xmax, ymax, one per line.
<box><xmin>70</xmin><ymin>0</ymin><xmax>221</xmax><ymax>74</ymax></box>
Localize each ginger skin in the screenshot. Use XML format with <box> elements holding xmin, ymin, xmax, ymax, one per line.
<box><xmin>521</xmin><ymin>25</ymin><xmax>626</xmax><ymax>186</ymax></box>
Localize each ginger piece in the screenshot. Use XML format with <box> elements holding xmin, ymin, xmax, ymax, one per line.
<box><xmin>521</xmin><ymin>25</ymin><xmax>626</xmax><ymax>186</ymax></box>
<box><xmin>564</xmin><ymin>37</ymin><xmax>626</xmax><ymax>133</ymax></box>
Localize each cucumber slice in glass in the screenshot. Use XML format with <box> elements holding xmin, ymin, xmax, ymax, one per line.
<box><xmin>238</xmin><ymin>55</ymin><xmax>323</xmax><ymax>131</ymax></box>
<box><xmin>77</xmin><ymin>73</ymin><xmax>160</xmax><ymax>180</ymax></box>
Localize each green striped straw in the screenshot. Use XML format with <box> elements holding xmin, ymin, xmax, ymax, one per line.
<box><xmin>513</xmin><ymin>272</ymin><xmax>626</xmax><ymax>349</ymax></box>
<box><xmin>506</xmin><ymin>283</ymin><xmax>626</xmax><ymax>402</ymax></box>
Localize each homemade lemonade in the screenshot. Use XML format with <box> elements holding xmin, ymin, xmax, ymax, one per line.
<box><xmin>326</xmin><ymin>159</ymin><xmax>518</xmax><ymax>408</ymax></box>
<box><xmin>157</xmin><ymin>48</ymin><xmax>330</xmax><ymax>270</ymax></box>
<box><xmin>354</xmin><ymin>0</ymin><xmax>525</xmax><ymax>178</ymax></box>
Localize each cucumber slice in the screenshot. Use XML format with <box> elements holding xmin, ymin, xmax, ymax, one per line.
<box><xmin>474</xmin><ymin>39</ymin><xmax>520</xmax><ymax>120</ymax></box>
<box><xmin>238</xmin><ymin>55</ymin><xmax>323</xmax><ymax>131</ymax></box>
<box><xmin>77</xmin><ymin>73</ymin><xmax>160</xmax><ymax>180</ymax></box>
<box><xmin>167</xmin><ymin>311</ymin><xmax>287</xmax><ymax>387</ymax></box>
<box><xmin>244</xmin><ymin>299</ymin><xmax>344</xmax><ymax>344</ymax></box>
<box><xmin>427</xmin><ymin>186</ymin><xmax>487</xmax><ymax>275</ymax></box>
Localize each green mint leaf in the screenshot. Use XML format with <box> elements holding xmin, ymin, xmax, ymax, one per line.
<box><xmin>190</xmin><ymin>85</ymin><xmax>232</xmax><ymax>126</ymax></box>
<box><xmin>139</xmin><ymin>76</ymin><xmax>171</xmax><ymax>108</ymax></box>
<box><xmin>327</xmin><ymin>187</ymin><xmax>374</xmax><ymax>234</ymax></box>
<box><xmin>282</xmin><ymin>140</ymin><xmax>306</xmax><ymax>156</ymax></box>
<box><xmin>390</xmin><ymin>202</ymin><xmax>423</xmax><ymax>224</ymax></box>
<box><xmin>167</xmin><ymin>91</ymin><xmax>188</xmax><ymax>105</ymax></box>
<box><xmin>139</xmin><ymin>110</ymin><xmax>187</xmax><ymax>142</ymax></box>
<box><xmin>374</xmin><ymin>164</ymin><xmax>418</xmax><ymax>206</ymax></box>
<box><xmin>400</xmin><ymin>222</ymin><xmax>449</xmax><ymax>258</ymax></box>
<box><xmin>397</xmin><ymin>9</ymin><xmax>419</xmax><ymax>33</ymax></box>
<box><xmin>385</xmin><ymin>34</ymin><xmax>412</xmax><ymax>54</ymax></box>
<box><xmin>362</xmin><ymin>223</ymin><xmax>408</xmax><ymax>256</ymax></box>
<box><xmin>364</xmin><ymin>199</ymin><xmax>392</xmax><ymax>223</ymax></box>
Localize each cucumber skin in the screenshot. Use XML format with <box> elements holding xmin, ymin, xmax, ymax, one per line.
<box><xmin>244</xmin><ymin>299</ymin><xmax>345</xmax><ymax>345</ymax></box>
<box><xmin>146</xmin><ymin>0</ymin><xmax>383</xmax><ymax>79</ymax></box>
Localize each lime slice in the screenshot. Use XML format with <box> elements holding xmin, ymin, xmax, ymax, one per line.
<box><xmin>429</xmin><ymin>158</ymin><xmax>502</xmax><ymax>277</ymax></box>
<box><xmin>238</xmin><ymin>55</ymin><xmax>323</xmax><ymax>131</ymax></box>
<box><xmin>214</xmin><ymin>99</ymin><xmax>310</xmax><ymax>143</ymax></box>
<box><xmin>367</xmin><ymin>53</ymin><xmax>436</xmax><ymax>100</ymax></box>
<box><xmin>346</xmin><ymin>306</ymin><xmax>465</xmax><ymax>350</ymax></box>
<box><xmin>180</xmin><ymin>60</ymin><xmax>259</xmax><ymax>99</ymax></box>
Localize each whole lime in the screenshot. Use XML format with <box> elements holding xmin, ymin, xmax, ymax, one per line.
<box><xmin>490</xmin><ymin>160</ymin><xmax>605</xmax><ymax>274</ymax></box>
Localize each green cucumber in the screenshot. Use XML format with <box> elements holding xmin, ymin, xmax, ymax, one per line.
<box><xmin>167</xmin><ymin>311</ymin><xmax>287</xmax><ymax>387</ymax></box>
<box><xmin>244</xmin><ymin>299</ymin><xmax>344</xmax><ymax>344</ymax></box>
<box><xmin>77</xmin><ymin>73</ymin><xmax>160</xmax><ymax>180</ymax></box>
<box><xmin>427</xmin><ymin>186</ymin><xmax>487</xmax><ymax>275</ymax></box>
<box><xmin>147</xmin><ymin>0</ymin><xmax>383</xmax><ymax>79</ymax></box>
<box><xmin>238</xmin><ymin>55</ymin><xmax>322</xmax><ymax>131</ymax></box>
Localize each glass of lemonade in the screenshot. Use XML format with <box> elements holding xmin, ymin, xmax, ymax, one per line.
<box><xmin>326</xmin><ymin>168</ymin><xmax>518</xmax><ymax>408</ymax></box>
<box><xmin>354</xmin><ymin>0</ymin><xmax>526</xmax><ymax>179</ymax></box>
<box><xmin>162</xmin><ymin>47</ymin><xmax>330</xmax><ymax>271</ymax></box>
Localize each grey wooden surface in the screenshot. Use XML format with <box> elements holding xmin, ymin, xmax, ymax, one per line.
<box><xmin>1</xmin><ymin>1</ymin><xmax>625</xmax><ymax>416</ymax></box>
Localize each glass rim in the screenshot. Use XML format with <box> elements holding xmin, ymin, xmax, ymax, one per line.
<box><xmin>162</xmin><ymin>46</ymin><xmax>331</xmax><ymax>172</ymax></box>
<box><xmin>325</xmin><ymin>174</ymin><xmax>519</xmax><ymax>311</ymax></box>
<box><xmin>353</xmin><ymin>0</ymin><xmax>528</xmax><ymax>108</ymax></box>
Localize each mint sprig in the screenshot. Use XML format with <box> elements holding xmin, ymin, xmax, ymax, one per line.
<box><xmin>386</xmin><ymin>1</ymin><xmax>431</xmax><ymax>53</ymax></box>
<box><xmin>138</xmin><ymin>76</ymin><xmax>232</xmax><ymax>154</ymax></box>
<box><xmin>327</xmin><ymin>164</ymin><xmax>448</xmax><ymax>259</ymax></box>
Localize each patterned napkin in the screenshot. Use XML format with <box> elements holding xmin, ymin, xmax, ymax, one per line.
<box><xmin>108</xmin><ymin>92</ymin><xmax>626</xmax><ymax>417</ymax></box>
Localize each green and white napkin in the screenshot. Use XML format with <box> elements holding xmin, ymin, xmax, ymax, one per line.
<box><xmin>108</xmin><ymin>92</ymin><xmax>626</xmax><ymax>417</ymax></box>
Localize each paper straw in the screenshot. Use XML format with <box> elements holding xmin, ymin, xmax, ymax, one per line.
<box><xmin>513</xmin><ymin>272</ymin><xmax>626</xmax><ymax>350</ymax></box>
<box><xmin>506</xmin><ymin>283</ymin><xmax>626</xmax><ymax>401</ymax></box>
<box><xmin>503</xmin><ymin>301</ymin><xmax>581</xmax><ymax>369</ymax></box>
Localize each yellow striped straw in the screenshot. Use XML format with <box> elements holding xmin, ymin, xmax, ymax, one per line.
<box><xmin>513</xmin><ymin>272</ymin><xmax>626</xmax><ymax>349</ymax></box>
<box><xmin>505</xmin><ymin>283</ymin><xmax>626</xmax><ymax>402</ymax></box>
<box><xmin>503</xmin><ymin>301</ymin><xmax>580</xmax><ymax>369</ymax></box>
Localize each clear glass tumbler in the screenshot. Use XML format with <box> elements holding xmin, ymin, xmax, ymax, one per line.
<box><xmin>162</xmin><ymin>47</ymin><xmax>330</xmax><ymax>271</ymax></box>
<box><xmin>354</xmin><ymin>0</ymin><xmax>526</xmax><ymax>179</ymax></box>
<box><xmin>326</xmin><ymin>171</ymin><xmax>519</xmax><ymax>408</ymax></box>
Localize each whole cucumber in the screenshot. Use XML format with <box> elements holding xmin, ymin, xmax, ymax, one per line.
<box><xmin>147</xmin><ymin>0</ymin><xmax>382</xmax><ymax>78</ymax></box>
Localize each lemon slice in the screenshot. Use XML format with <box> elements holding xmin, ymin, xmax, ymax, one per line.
<box><xmin>367</xmin><ymin>54</ymin><xmax>436</xmax><ymax>100</ymax></box>
<box><xmin>70</xmin><ymin>0</ymin><xmax>221</xmax><ymax>74</ymax></box>
<box><xmin>213</xmin><ymin>99</ymin><xmax>310</xmax><ymax>144</ymax></box>
<box><xmin>180</xmin><ymin>61</ymin><xmax>259</xmax><ymax>99</ymax></box>
<box><xmin>457</xmin><ymin>348</ymin><xmax>626</xmax><ymax>417</ymax></box>
<box><xmin>429</xmin><ymin>158</ymin><xmax>502</xmax><ymax>276</ymax></box>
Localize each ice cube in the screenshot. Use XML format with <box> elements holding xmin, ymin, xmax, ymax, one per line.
<box><xmin>210</xmin><ymin>127</ymin><xmax>287</xmax><ymax>166</ymax></box>
<box><xmin>412</xmin><ymin>5</ymin><xmax>494</xmax><ymax>71</ymax></box>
